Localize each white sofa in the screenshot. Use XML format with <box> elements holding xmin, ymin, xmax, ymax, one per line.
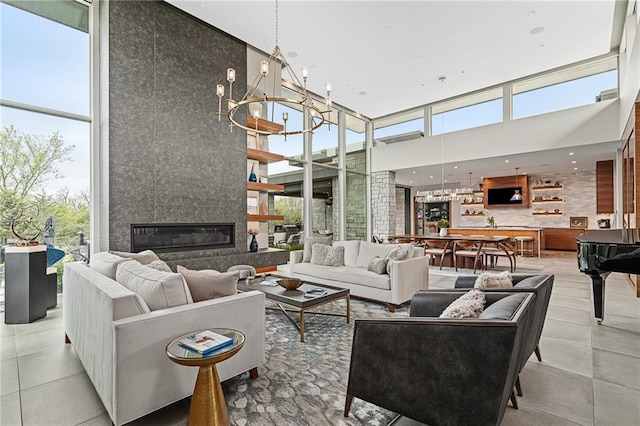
<box><xmin>63</xmin><ymin>260</ymin><xmax>265</xmax><ymax>426</ymax></box>
<box><xmin>289</xmin><ymin>241</ymin><xmax>429</xmax><ymax>311</ymax></box>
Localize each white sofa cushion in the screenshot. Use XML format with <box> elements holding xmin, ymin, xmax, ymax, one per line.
<box><xmin>177</xmin><ymin>265</ymin><xmax>238</xmax><ymax>302</ymax></box>
<box><xmin>116</xmin><ymin>260</ymin><xmax>193</xmax><ymax>311</ymax></box>
<box><xmin>293</xmin><ymin>263</ymin><xmax>391</xmax><ymax>290</ymax></box>
<box><xmin>333</xmin><ymin>240</ymin><xmax>361</xmax><ymax>267</ymax></box>
<box><xmin>91</xmin><ymin>251</ymin><xmax>132</xmax><ymax>280</ymax></box>
<box><xmin>356</xmin><ymin>242</ymin><xmax>401</xmax><ymax>268</ymax></box>
<box><xmin>111</xmin><ymin>249</ymin><xmax>160</xmax><ymax>265</ymax></box>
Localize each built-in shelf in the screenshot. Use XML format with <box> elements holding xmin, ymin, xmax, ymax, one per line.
<box><xmin>247</xmin><ymin>115</ymin><xmax>284</xmax><ymax>133</ymax></box>
<box><xmin>247</xmin><ymin>148</ymin><xmax>284</xmax><ymax>163</ymax></box>
<box><xmin>532</xmin><ymin>199</ymin><xmax>564</xmax><ymax>203</ymax></box>
<box><xmin>532</xmin><ymin>185</ymin><xmax>563</xmax><ymax>190</ymax></box>
<box><xmin>461</xmin><ymin>202</ymin><xmax>484</xmax><ymax>206</ymax></box>
<box><xmin>473</xmin><ymin>190</ymin><xmax>484</xmax><ymax>194</ymax></box>
<box><xmin>247</xmin><ymin>214</ymin><xmax>285</xmax><ymax>221</ymax></box>
<box><xmin>461</xmin><ymin>213</ymin><xmax>486</xmax><ymax>217</ymax></box>
<box><xmin>532</xmin><ymin>212</ymin><xmax>563</xmax><ymax>216</ymax></box>
<box><xmin>247</xmin><ymin>182</ymin><xmax>284</xmax><ymax>192</ymax></box>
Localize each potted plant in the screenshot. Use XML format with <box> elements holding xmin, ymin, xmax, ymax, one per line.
<box><xmin>487</xmin><ymin>216</ymin><xmax>496</xmax><ymax>229</ymax></box>
<box><xmin>437</xmin><ymin>219</ymin><xmax>449</xmax><ymax>236</ymax></box>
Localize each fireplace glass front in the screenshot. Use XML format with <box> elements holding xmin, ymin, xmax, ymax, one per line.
<box><xmin>131</xmin><ymin>223</ymin><xmax>235</xmax><ymax>253</ymax></box>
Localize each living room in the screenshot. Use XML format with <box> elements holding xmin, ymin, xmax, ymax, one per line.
<box><xmin>1</xmin><ymin>1</ymin><xmax>640</xmax><ymax>425</ymax></box>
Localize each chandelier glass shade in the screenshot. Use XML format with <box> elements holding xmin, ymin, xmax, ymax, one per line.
<box><xmin>216</xmin><ymin>0</ymin><xmax>331</xmax><ymax>137</ymax></box>
<box><xmin>510</xmin><ymin>167</ymin><xmax>523</xmax><ymax>201</ymax></box>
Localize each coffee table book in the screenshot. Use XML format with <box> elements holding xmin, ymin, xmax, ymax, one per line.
<box><xmin>178</xmin><ymin>330</ymin><xmax>233</xmax><ymax>355</ymax></box>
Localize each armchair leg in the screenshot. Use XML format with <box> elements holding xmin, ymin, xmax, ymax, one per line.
<box><xmin>344</xmin><ymin>393</ymin><xmax>353</xmax><ymax>417</ymax></box>
<box><xmin>510</xmin><ymin>391</ymin><xmax>519</xmax><ymax>409</ymax></box>
<box><xmin>383</xmin><ymin>303</ymin><xmax>396</xmax><ymax>313</ymax></box>
<box><xmin>534</xmin><ymin>345</ymin><xmax>542</xmax><ymax>362</ymax></box>
<box><xmin>515</xmin><ymin>376</ymin><xmax>523</xmax><ymax>396</ymax></box>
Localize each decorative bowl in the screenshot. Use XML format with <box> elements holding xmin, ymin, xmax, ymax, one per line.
<box><xmin>277</xmin><ymin>278</ymin><xmax>303</xmax><ymax>290</ymax></box>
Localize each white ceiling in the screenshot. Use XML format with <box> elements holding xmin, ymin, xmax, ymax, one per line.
<box><xmin>168</xmin><ymin>0</ymin><xmax>618</xmax><ymax>119</ymax></box>
<box><xmin>167</xmin><ymin>0</ymin><xmax>625</xmax><ymax>187</ymax></box>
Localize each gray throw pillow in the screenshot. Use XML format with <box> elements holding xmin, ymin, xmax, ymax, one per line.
<box><xmin>439</xmin><ymin>289</ymin><xmax>486</xmax><ymax>319</ymax></box>
<box><xmin>302</xmin><ymin>236</ymin><xmax>333</xmax><ymax>262</ymax></box>
<box><xmin>310</xmin><ymin>244</ymin><xmax>345</xmax><ymax>267</ymax></box>
<box><xmin>386</xmin><ymin>246</ymin><xmax>409</xmax><ymax>274</ymax></box>
<box><xmin>367</xmin><ymin>256</ymin><xmax>389</xmax><ymax>275</ymax></box>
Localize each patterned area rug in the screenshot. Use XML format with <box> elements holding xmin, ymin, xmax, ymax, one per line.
<box><xmin>223</xmin><ymin>298</ymin><xmax>410</xmax><ymax>425</ymax></box>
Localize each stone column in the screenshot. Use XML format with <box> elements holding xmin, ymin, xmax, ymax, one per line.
<box><xmin>371</xmin><ymin>171</ymin><xmax>396</xmax><ymax>240</ymax></box>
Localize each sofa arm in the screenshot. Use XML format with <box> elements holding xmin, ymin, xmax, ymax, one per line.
<box><xmin>290</xmin><ymin>250</ymin><xmax>303</xmax><ymax>265</ymax></box>
<box><xmin>387</xmin><ymin>255</ymin><xmax>429</xmax><ymax>304</ymax></box>
<box><xmin>110</xmin><ymin>291</ymin><xmax>265</xmax><ymax>425</ymax></box>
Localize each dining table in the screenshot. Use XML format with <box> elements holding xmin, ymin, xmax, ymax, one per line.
<box><xmin>390</xmin><ymin>234</ymin><xmax>513</xmax><ymax>273</ymax></box>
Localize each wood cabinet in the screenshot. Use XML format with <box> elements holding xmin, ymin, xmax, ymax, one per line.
<box><xmin>414</xmin><ymin>200</ymin><xmax>449</xmax><ymax>234</ymax></box>
<box><xmin>541</xmin><ymin>228</ymin><xmax>585</xmax><ymax>251</ymax></box>
<box><xmin>596</xmin><ymin>160</ymin><xmax>614</xmax><ymax>214</ymax></box>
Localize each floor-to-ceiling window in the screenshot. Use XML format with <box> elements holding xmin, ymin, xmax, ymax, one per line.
<box><xmin>0</xmin><ymin>0</ymin><xmax>91</xmax><ymax>304</ymax></box>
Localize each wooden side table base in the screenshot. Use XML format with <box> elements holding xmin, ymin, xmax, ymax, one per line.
<box><xmin>189</xmin><ymin>364</ymin><xmax>228</xmax><ymax>426</ymax></box>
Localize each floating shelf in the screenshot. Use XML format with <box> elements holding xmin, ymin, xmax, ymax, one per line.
<box><xmin>247</xmin><ymin>214</ymin><xmax>285</xmax><ymax>221</ymax></box>
<box><xmin>247</xmin><ymin>182</ymin><xmax>284</xmax><ymax>192</ymax></box>
<box><xmin>532</xmin><ymin>185</ymin><xmax>563</xmax><ymax>190</ymax></box>
<box><xmin>532</xmin><ymin>212</ymin><xmax>563</xmax><ymax>215</ymax></box>
<box><xmin>473</xmin><ymin>190</ymin><xmax>484</xmax><ymax>194</ymax></box>
<box><xmin>532</xmin><ymin>199</ymin><xmax>564</xmax><ymax>203</ymax></box>
<box><xmin>461</xmin><ymin>202</ymin><xmax>484</xmax><ymax>206</ymax></box>
<box><xmin>247</xmin><ymin>116</ymin><xmax>284</xmax><ymax>133</ymax></box>
<box><xmin>461</xmin><ymin>213</ymin><xmax>486</xmax><ymax>217</ymax></box>
<box><xmin>247</xmin><ymin>148</ymin><xmax>284</xmax><ymax>163</ymax></box>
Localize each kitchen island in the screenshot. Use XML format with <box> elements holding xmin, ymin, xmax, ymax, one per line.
<box><xmin>448</xmin><ymin>227</ymin><xmax>543</xmax><ymax>257</ymax></box>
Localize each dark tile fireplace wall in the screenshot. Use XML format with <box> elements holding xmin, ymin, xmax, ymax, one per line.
<box><xmin>105</xmin><ymin>1</ymin><xmax>286</xmax><ymax>269</ymax></box>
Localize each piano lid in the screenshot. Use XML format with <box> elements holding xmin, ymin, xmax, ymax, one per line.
<box><xmin>576</xmin><ymin>229</ymin><xmax>640</xmax><ymax>245</ymax></box>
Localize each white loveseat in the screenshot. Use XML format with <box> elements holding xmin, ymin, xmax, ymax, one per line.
<box><xmin>289</xmin><ymin>241</ymin><xmax>429</xmax><ymax>311</ymax></box>
<box><xmin>63</xmin><ymin>259</ymin><xmax>265</xmax><ymax>426</ymax></box>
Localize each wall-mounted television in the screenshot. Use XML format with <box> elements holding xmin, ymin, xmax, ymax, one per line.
<box><xmin>487</xmin><ymin>187</ymin><xmax>523</xmax><ymax>205</ymax></box>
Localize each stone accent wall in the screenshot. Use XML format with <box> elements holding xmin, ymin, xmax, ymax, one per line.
<box><xmin>345</xmin><ymin>151</ymin><xmax>367</xmax><ymax>240</ymax></box>
<box><xmin>371</xmin><ymin>171</ymin><xmax>396</xmax><ymax>239</ymax></box>
<box><xmin>459</xmin><ymin>171</ymin><xmax>599</xmax><ymax>229</ymax></box>
<box><xmin>395</xmin><ymin>187</ymin><xmax>406</xmax><ymax>234</ymax></box>
<box><xmin>106</xmin><ymin>1</ymin><xmax>287</xmax><ymax>268</ymax></box>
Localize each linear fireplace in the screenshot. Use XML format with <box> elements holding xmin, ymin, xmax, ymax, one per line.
<box><xmin>131</xmin><ymin>223</ymin><xmax>235</xmax><ymax>253</ymax></box>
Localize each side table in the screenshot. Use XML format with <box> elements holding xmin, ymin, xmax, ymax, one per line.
<box><xmin>166</xmin><ymin>328</ymin><xmax>245</xmax><ymax>426</ymax></box>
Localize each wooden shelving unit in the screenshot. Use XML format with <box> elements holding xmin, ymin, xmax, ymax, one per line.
<box><xmin>532</xmin><ymin>212</ymin><xmax>563</xmax><ymax>216</ymax></box>
<box><xmin>532</xmin><ymin>199</ymin><xmax>564</xmax><ymax>203</ymax></box>
<box><xmin>247</xmin><ymin>214</ymin><xmax>284</xmax><ymax>221</ymax></box>
<box><xmin>247</xmin><ymin>148</ymin><xmax>284</xmax><ymax>164</ymax></box>
<box><xmin>461</xmin><ymin>202</ymin><xmax>484</xmax><ymax>206</ymax></box>
<box><xmin>532</xmin><ymin>185</ymin><xmax>563</xmax><ymax>190</ymax></box>
<box><xmin>461</xmin><ymin>213</ymin><xmax>485</xmax><ymax>216</ymax></box>
<box><xmin>247</xmin><ymin>182</ymin><xmax>285</xmax><ymax>192</ymax></box>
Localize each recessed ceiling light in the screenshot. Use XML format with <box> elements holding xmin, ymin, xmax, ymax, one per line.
<box><xmin>358</xmin><ymin>91</ymin><xmax>367</xmax><ymax>96</ymax></box>
<box><xmin>385</xmin><ymin>25</ymin><xmax>393</xmax><ymax>31</ymax></box>
<box><xmin>569</xmin><ymin>152</ymin><xmax>574</xmax><ymax>155</ymax></box>
<box><xmin>430</xmin><ymin>176</ymin><xmax>434</xmax><ymax>179</ymax></box>
<box><xmin>410</xmin><ymin>180</ymin><xmax>413</xmax><ymax>184</ymax></box>
<box><xmin>530</xmin><ymin>26</ymin><xmax>545</xmax><ymax>35</ymax></box>
<box><xmin>454</xmin><ymin>166</ymin><xmax>458</xmax><ymax>169</ymax></box>
<box><xmin>444</xmin><ymin>180</ymin><xmax>448</xmax><ymax>183</ymax></box>
<box><xmin>528</xmin><ymin>10</ymin><xmax>536</xmax><ymax>16</ymax></box>
<box><xmin>287</xmin><ymin>51</ymin><xmax>298</xmax><ymax>58</ymax></box>
<box><xmin>505</xmin><ymin>160</ymin><xmax>509</xmax><ymax>163</ymax></box>
<box><xmin>571</xmin><ymin>160</ymin><xmax>576</xmax><ymax>164</ymax></box>
<box><xmin>412</xmin><ymin>171</ymin><xmax>416</xmax><ymax>174</ymax></box>
<box><xmin>574</xmin><ymin>167</ymin><xmax>578</xmax><ymax>170</ymax></box>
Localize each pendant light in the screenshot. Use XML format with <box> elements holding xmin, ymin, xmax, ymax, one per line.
<box><xmin>510</xmin><ymin>167</ymin><xmax>523</xmax><ymax>201</ymax></box>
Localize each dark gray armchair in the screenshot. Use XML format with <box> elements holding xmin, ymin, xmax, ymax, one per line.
<box><xmin>454</xmin><ymin>274</ymin><xmax>554</xmax><ymax>397</ymax></box>
<box><xmin>344</xmin><ymin>291</ymin><xmax>535</xmax><ymax>426</ymax></box>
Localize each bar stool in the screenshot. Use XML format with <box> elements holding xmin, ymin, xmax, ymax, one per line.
<box><xmin>514</xmin><ymin>236</ymin><xmax>534</xmax><ymax>257</ymax></box>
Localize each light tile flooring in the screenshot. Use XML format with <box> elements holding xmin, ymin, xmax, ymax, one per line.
<box><xmin>1</xmin><ymin>253</ymin><xmax>639</xmax><ymax>425</ymax></box>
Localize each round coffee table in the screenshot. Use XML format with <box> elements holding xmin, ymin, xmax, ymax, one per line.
<box><xmin>166</xmin><ymin>328</ymin><xmax>245</xmax><ymax>426</ymax></box>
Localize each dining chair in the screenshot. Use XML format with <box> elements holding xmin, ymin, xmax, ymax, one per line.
<box><xmin>482</xmin><ymin>236</ymin><xmax>517</xmax><ymax>272</ymax></box>
<box><xmin>424</xmin><ymin>240</ymin><xmax>452</xmax><ymax>269</ymax></box>
<box><xmin>453</xmin><ymin>239</ymin><xmax>485</xmax><ymax>273</ymax></box>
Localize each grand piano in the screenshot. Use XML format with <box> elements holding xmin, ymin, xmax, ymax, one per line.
<box><xmin>577</xmin><ymin>229</ymin><xmax>640</xmax><ymax>324</ymax></box>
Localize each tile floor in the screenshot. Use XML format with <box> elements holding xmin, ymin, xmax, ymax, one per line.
<box><xmin>1</xmin><ymin>252</ymin><xmax>639</xmax><ymax>425</ymax></box>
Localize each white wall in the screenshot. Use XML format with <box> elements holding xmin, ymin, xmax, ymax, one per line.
<box><xmin>618</xmin><ymin>10</ymin><xmax>640</xmax><ymax>132</ymax></box>
<box><xmin>371</xmin><ymin>99</ymin><xmax>620</xmax><ymax>173</ymax></box>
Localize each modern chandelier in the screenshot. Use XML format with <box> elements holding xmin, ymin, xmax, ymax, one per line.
<box><xmin>215</xmin><ymin>0</ymin><xmax>332</xmax><ymax>137</ymax></box>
